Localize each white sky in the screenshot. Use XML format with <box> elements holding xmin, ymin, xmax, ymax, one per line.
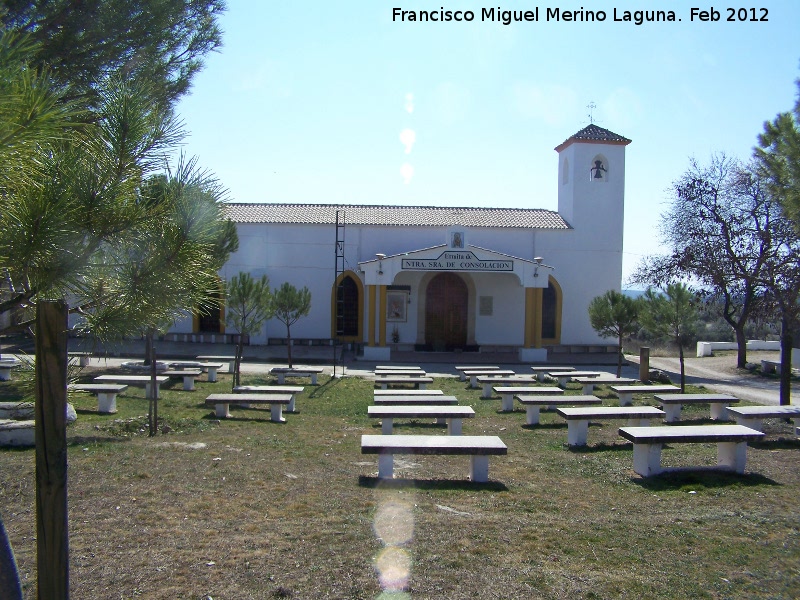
<box><xmin>173</xmin><ymin>0</ymin><xmax>800</xmax><ymax>283</ymax></box>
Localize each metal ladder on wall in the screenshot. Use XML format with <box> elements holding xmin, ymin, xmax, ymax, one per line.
<box><xmin>333</xmin><ymin>210</ymin><xmax>345</xmax><ymax>376</ymax></box>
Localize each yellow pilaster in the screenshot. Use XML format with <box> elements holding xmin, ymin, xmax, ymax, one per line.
<box><xmin>524</xmin><ymin>287</ymin><xmax>544</xmax><ymax>348</ymax></box>
<box><xmin>533</xmin><ymin>287</ymin><xmax>543</xmax><ymax>349</ymax></box>
<box><xmin>367</xmin><ymin>285</ymin><xmax>376</xmax><ymax>346</ymax></box>
<box><xmin>378</xmin><ymin>285</ymin><xmax>387</xmax><ymax>347</ymax></box>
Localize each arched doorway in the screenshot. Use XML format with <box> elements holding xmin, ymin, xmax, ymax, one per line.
<box><xmin>331</xmin><ymin>271</ymin><xmax>363</xmax><ymax>342</ymax></box>
<box><xmin>425</xmin><ymin>273</ymin><xmax>468</xmax><ymax>351</ymax></box>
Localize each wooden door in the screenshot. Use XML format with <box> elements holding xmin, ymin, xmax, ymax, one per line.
<box><xmin>425</xmin><ymin>273</ymin><xmax>467</xmax><ymax>350</ymax></box>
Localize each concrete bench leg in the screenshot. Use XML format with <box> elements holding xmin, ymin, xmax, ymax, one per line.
<box><xmin>581</xmin><ymin>383</ymin><xmax>594</xmax><ymax>395</ymax></box>
<box><xmin>734</xmin><ymin>417</ymin><xmax>763</xmax><ymax>432</ymax></box>
<box><xmin>0</xmin><ymin>368</ymin><xmax>13</xmax><ymax>381</ymax></box>
<box><xmin>378</xmin><ymin>454</ymin><xmax>394</xmax><ymax>478</ymax></box>
<box><xmin>287</xmin><ymin>395</ymin><xmax>296</xmax><ymax>413</ymax></box>
<box><xmin>717</xmin><ymin>442</ymin><xmax>748</xmax><ymax>473</ymax></box>
<box><xmin>379</xmin><ymin>382</ymin><xmax>388</xmax><ymax>390</ymax></box>
<box><xmin>418</xmin><ymin>382</ymin><xmax>427</xmax><ymax>390</ymax></box>
<box><xmin>270</xmin><ymin>404</ymin><xmax>286</xmax><ymax>423</ymax></box>
<box><xmin>469</xmin><ymin>376</ymin><xmax>478</xmax><ymax>389</ymax></box>
<box><xmin>276</xmin><ymin>374</ymin><xmax>286</xmax><ymax>384</ymax></box>
<box><xmin>632</xmin><ymin>443</ymin><xmax>663</xmax><ymax>476</ymax></box>
<box><xmin>214</xmin><ymin>403</ymin><xmax>230</xmax><ymax>418</ymax></box>
<box><xmin>627</xmin><ymin>418</ymin><xmax>651</xmax><ymax>427</ymax></box>
<box><xmin>206</xmin><ymin>367</ymin><xmax>218</xmax><ymax>382</ymax></box>
<box><xmin>617</xmin><ymin>392</ymin><xmax>633</xmax><ymax>407</ymax></box>
<box><xmin>144</xmin><ymin>384</ymin><xmax>160</xmax><ymax>399</ymax></box>
<box><xmin>447</xmin><ymin>418</ymin><xmax>463</xmax><ymax>436</ymax></box>
<box><xmin>470</xmin><ymin>455</ymin><xmax>490</xmax><ymax>482</ymax></box>
<box><xmin>500</xmin><ymin>394</ymin><xmax>514</xmax><ymax>412</ymax></box>
<box><xmin>709</xmin><ymin>403</ymin><xmax>727</xmax><ymax>420</ymax></box>
<box><xmin>567</xmin><ymin>420</ymin><xmax>589</xmax><ymax>447</ymax></box>
<box><xmin>96</xmin><ymin>393</ymin><xmax>118</xmax><ymax>414</ymax></box>
<box><xmin>381</xmin><ymin>418</ymin><xmax>394</xmax><ymax>435</ymax></box>
<box><xmin>663</xmin><ymin>404</ymin><xmax>681</xmax><ymax>422</ymax></box>
<box><xmin>80</xmin><ymin>356</ymin><xmax>90</xmax><ymax>367</ymax></box>
<box><xmin>481</xmin><ymin>384</ymin><xmax>492</xmax><ymax>399</ymax></box>
<box><xmin>182</xmin><ymin>376</ymin><xmax>195</xmax><ymax>391</ymax></box>
<box><xmin>794</xmin><ymin>419</ymin><xmax>800</xmax><ymax>437</ymax></box>
<box><xmin>311</xmin><ymin>374</ymin><xmax>318</xmax><ymax>385</ymax></box>
<box><xmin>525</xmin><ymin>406</ymin><xmax>541</xmax><ymax>425</ymax></box>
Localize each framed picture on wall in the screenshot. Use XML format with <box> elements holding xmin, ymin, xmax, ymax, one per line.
<box><xmin>386</xmin><ymin>291</ymin><xmax>407</xmax><ymax>322</ymax></box>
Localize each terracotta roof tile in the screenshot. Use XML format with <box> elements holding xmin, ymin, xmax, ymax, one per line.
<box><xmin>554</xmin><ymin>125</ymin><xmax>631</xmax><ymax>151</ymax></box>
<box><xmin>223</xmin><ymin>204</ymin><xmax>570</xmax><ymax>230</ymax></box>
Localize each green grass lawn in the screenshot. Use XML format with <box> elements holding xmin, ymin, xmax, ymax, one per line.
<box><xmin>1</xmin><ymin>369</ymin><xmax>799</xmax><ymax>599</ymax></box>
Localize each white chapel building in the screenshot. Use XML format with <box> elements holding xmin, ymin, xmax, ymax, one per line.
<box><xmin>171</xmin><ymin>125</ymin><xmax>631</xmax><ymax>361</ymax></box>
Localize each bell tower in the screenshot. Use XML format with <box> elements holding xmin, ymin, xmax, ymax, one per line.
<box><xmin>555</xmin><ymin>124</ymin><xmax>631</xmax><ymax>255</ymax></box>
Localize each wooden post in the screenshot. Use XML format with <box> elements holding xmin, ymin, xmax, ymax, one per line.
<box><xmin>639</xmin><ymin>347</ymin><xmax>650</xmax><ymax>383</ymax></box>
<box><xmin>35</xmin><ymin>301</ymin><xmax>69</xmax><ymax>600</ymax></box>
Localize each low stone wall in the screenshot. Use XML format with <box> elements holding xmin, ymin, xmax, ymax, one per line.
<box><xmin>696</xmin><ymin>340</ymin><xmax>782</xmax><ymax>357</ymax></box>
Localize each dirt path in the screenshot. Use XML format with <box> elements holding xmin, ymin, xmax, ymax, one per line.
<box><xmin>627</xmin><ymin>350</ymin><xmax>797</xmax><ymax>406</ymax></box>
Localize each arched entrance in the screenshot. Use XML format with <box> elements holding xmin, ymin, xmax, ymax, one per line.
<box><xmin>425</xmin><ymin>273</ymin><xmax>468</xmax><ymax>351</ymax></box>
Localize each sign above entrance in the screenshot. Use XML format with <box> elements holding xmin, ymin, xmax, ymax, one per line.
<box><xmin>401</xmin><ymin>251</ymin><xmax>513</xmax><ymax>272</ymax></box>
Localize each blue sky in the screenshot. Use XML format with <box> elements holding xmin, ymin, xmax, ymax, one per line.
<box><xmin>174</xmin><ymin>0</ymin><xmax>800</xmax><ymax>283</ymax></box>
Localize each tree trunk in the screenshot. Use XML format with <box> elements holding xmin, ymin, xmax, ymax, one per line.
<box><xmin>35</xmin><ymin>301</ymin><xmax>69</xmax><ymax>600</ymax></box>
<box><xmin>734</xmin><ymin>325</ymin><xmax>748</xmax><ymax>369</ymax></box>
<box><xmin>143</xmin><ymin>331</ymin><xmax>154</xmax><ymax>366</ymax></box>
<box><xmin>678</xmin><ymin>343</ymin><xmax>686</xmax><ymax>393</ymax></box>
<box><xmin>286</xmin><ymin>323</ymin><xmax>293</xmax><ymax>368</ymax></box>
<box><xmin>148</xmin><ymin>347</ymin><xmax>158</xmax><ymax>436</ymax></box>
<box><xmin>233</xmin><ymin>336</ymin><xmax>244</xmax><ymax>389</ymax></box>
<box><xmin>616</xmin><ymin>333</ymin><xmax>623</xmax><ymax>377</ymax></box>
<box><xmin>779</xmin><ymin>315</ymin><xmax>792</xmax><ymax>406</ymax></box>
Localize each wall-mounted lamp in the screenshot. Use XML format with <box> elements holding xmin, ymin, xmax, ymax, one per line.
<box><xmin>376</xmin><ymin>253</ymin><xmax>386</xmax><ymax>275</ymax></box>
<box><xmin>533</xmin><ymin>256</ymin><xmax>544</xmax><ymax>278</ymax></box>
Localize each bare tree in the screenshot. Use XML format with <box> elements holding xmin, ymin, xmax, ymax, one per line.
<box><xmin>631</xmin><ymin>155</ymin><xmax>779</xmax><ymax>369</ymax></box>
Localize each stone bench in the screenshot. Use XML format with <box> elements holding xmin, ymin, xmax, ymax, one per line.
<box><xmin>197</xmin><ymin>355</ymin><xmax>236</xmax><ymax>373</ymax></box>
<box><xmin>169</xmin><ymin>361</ymin><xmax>225</xmax><ymax>382</ymax></box>
<box><xmin>548</xmin><ymin>371</ymin><xmax>606</xmax><ymax>387</ymax></box>
<box><xmin>0</xmin><ymin>360</ymin><xmax>20</xmax><ymax>381</ymax></box>
<box><xmin>374</xmin><ymin>376</ymin><xmax>433</xmax><ymax>390</ymax></box>
<box><xmin>0</xmin><ymin>402</ymin><xmax>33</xmax><ymax>420</ymax></box>
<box><xmin>233</xmin><ymin>385</ymin><xmax>304</xmax><ymax>412</ymax></box>
<box><xmin>761</xmin><ymin>359</ymin><xmax>783</xmax><ymax>375</ymax></box>
<box><xmin>94</xmin><ymin>375</ymin><xmax>169</xmax><ymax>399</ymax></box>
<box><xmin>372</xmin><ymin>395</ymin><xmax>458</xmax><ymax>406</ymax></box>
<box><xmin>69</xmin><ymin>383</ymin><xmax>129</xmax><ymax>413</ymax></box>
<box><xmin>618</xmin><ymin>425</ymin><xmax>764</xmax><ymax>477</ymax></box>
<box><xmin>376</xmin><ymin>365</ymin><xmax>424</xmax><ymax>371</ymax></box>
<box><xmin>609</xmin><ymin>384</ymin><xmax>680</xmax><ymax>406</ymax></box>
<box><xmin>555</xmin><ymin>406</ymin><xmax>665</xmax><ymax>447</ymax></box>
<box><xmin>68</xmin><ymin>351</ymin><xmax>92</xmax><ymax>366</ymax></box>
<box><xmin>463</xmin><ymin>369</ymin><xmax>515</xmax><ymax>388</ymax></box>
<box><xmin>270</xmin><ymin>367</ymin><xmax>324</xmax><ymax>385</ymax></box>
<box><xmin>361</xmin><ymin>434</ymin><xmax>507</xmax><ymax>482</ymax></box>
<box><xmin>654</xmin><ymin>393</ymin><xmax>740</xmax><ymax>423</ymax></box>
<box><xmin>456</xmin><ymin>365</ymin><xmax>500</xmax><ymax>382</ymax></box>
<box><xmin>0</xmin><ymin>419</ymin><xmax>35</xmax><ymax>447</ymax></box>
<box><xmin>368</xmin><ymin>405</ymin><xmax>475</xmax><ymax>435</ymax></box>
<box><xmin>530</xmin><ymin>365</ymin><xmax>575</xmax><ymax>382</ymax></box>
<box><xmin>162</xmin><ymin>370</ymin><xmax>203</xmax><ymax>391</ymax></box>
<box><xmin>493</xmin><ymin>386</ymin><xmax>563</xmax><ymax>412</ymax></box>
<box><xmin>726</xmin><ymin>405</ymin><xmax>800</xmax><ymax>436</ymax></box>
<box><xmin>573</xmin><ymin>377</ymin><xmax>637</xmax><ymax>395</ymax></box>
<box><xmin>477</xmin><ymin>375</ymin><xmax>539</xmax><ymax>399</ymax></box>
<box><xmin>374</xmin><ymin>389</ymin><xmax>444</xmax><ymax>397</ymax></box>
<box><xmin>374</xmin><ymin>369</ymin><xmax>427</xmax><ymax>377</ymax></box>
<box><xmin>515</xmin><ymin>394</ymin><xmax>603</xmax><ymax>425</ymax></box>
<box><xmin>205</xmin><ymin>393</ymin><xmax>293</xmax><ymax>422</ymax></box>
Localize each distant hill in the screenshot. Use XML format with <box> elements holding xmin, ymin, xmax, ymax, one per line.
<box><xmin>622</xmin><ymin>289</ymin><xmax>647</xmax><ymax>299</ymax></box>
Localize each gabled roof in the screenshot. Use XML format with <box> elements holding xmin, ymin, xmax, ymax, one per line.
<box><xmin>554</xmin><ymin>125</ymin><xmax>632</xmax><ymax>152</ymax></box>
<box><xmin>223</xmin><ymin>204</ymin><xmax>571</xmax><ymax>230</ymax></box>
